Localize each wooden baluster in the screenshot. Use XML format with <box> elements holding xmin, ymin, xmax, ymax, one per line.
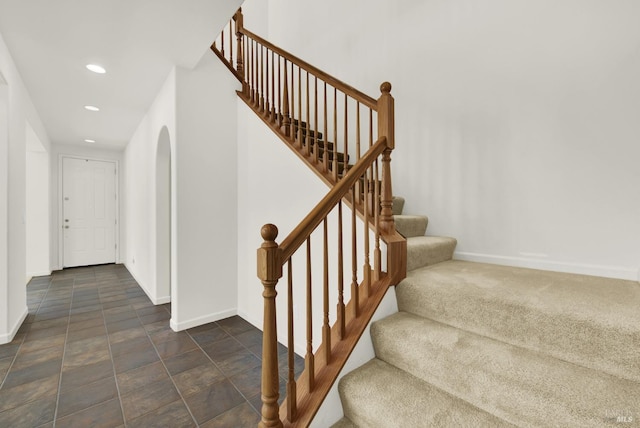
<box><xmin>271</xmin><ymin>51</ymin><xmax>276</xmax><ymax>122</ymax></box>
<box><xmin>260</xmin><ymin>46</ymin><xmax>265</xmax><ymax>113</ymax></box>
<box><xmin>254</xmin><ymin>41</ymin><xmax>259</xmax><ymax>107</ymax></box>
<box><xmin>351</xmin><ymin>183</ymin><xmax>359</xmax><ymax>318</ymax></box>
<box><xmin>322</xmin><ymin>218</ymin><xmax>331</xmax><ymax>362</ymax></box>
<box><xmin>264</xmin><ymin>48</ymin><xmax>270</xmax><ymax>117</ymax></box>
<box><xmin>362</xmin><ymin>165</ymin><xmax>371</xmax><ymax>296</ymax></box>
<box><xmin>250</xmin><ymin>40</ymin><xmax>255</xmax><ymax>104</ymax></box>
<box><xmin>297</xmin><ymin>67</ymin><xmax>302</xmax><ymax>146</ymax></box>
<box><xmin>305</xmin><ymin>71</ymin><xmax>310</xmax><ymax>156</ymax></box>
<box><xmin>323</xmin><ymin>83</ymin><xmax>328</xmax><ymax>173</ymax></box>
<box><xmin>234</xmin><ymin>9</ymin><xmax>245</xmax><ymax>93</ymax></box>
<box><xmin>290</xmin><ymin>62</ymin><xmax>295</xmax><ymax>138</ymax></box>
<box><xmin>356</xmin><ymin>102</ymin><xmax>361</xmax><ymax>162</ymax></box>
<box><xmin>286</xmin><ymin>259</ymin><xmax>297</xmax><ymax>422</ymax></box>
<box><xmin>305</xmin><ymin>237</ymin><xmax>314</xmax><ymax>390</ymax></box>
<box><xmin>257</xmin><ymin>225</ymin><xmax>283</xmax><ymax>428</ymax></box>
<box><xmin>314</xmin><ymin>77</ymin><xmax>319</xmax><ymax>164</ymax></box>
<box><xmin>277</xmin><ymin>55</ymin><xmax>282</xmax><ymax>126</ymax></box>
<box><xmin>333</xmin><ymin>87</ymin><xmax>338</xmax><ymax>181</ymax></box>
<box><xmin>337</xmin><ymin>201</ymin><xmax>345</xmax><ymax>339</ymax></box>
<box><xmin>228</xmin><ymin>20</ymin><xmax>233</xmax><ymax>67</ymax></box>
<box><xmin>244</xmin><ymin>37</ymin><xmax>250</xmax><ymax>97</ymax></box>
<box><xmin>369</xmin><ymin>109</ymin><xmax>374</xmax><ymax>149</ymax></box>
<box><xmin>221</xmin><ymin>26</ymin><xmax>225</xmax><ymax>57</ymax></box>
<box><xmin>355</xmin><ymin>102</ymin><xmax>361</xmax><ymax>203</ymax></box>
<box><xmin>377</xmin><ymin>82</ymin><xmax>395</xmax><ymax>235</ymax></box>
<box><xmin>374</xmin><ymin>159</ymin><xmax>381</xmax><ymax>280</ymax></box>
<box><xmin>344</xmin><ymin>93</ymin><xmax>349</xmax><ymax>175</ymax></box>
<box><xmin>280</xmin><ymin>59</ymin><xmax>290</xmax><ymax>137</ymax></box>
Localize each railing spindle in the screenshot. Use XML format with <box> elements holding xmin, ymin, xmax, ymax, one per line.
<box><xmin>281</xmin><ymin>59</ymin><xmax>291</xmax><ymax>137</ymax></box>
<box><xmin>344</xmin><ymin>93</ymin><xmax>349</xmax><ymax>175</ymax></box>
<box><xmin>323</xmin><ymin>83</ymin><xmax>328</xmax><ymax>173</ymax></box>
<box><xmin>260</xmin><ymin>46</ymin><xmax>265</xmax><ymax>113</ymax></box>
<box><xmin>314</xmin><ymin>77</ymin><xmax>319</xmax><ymax>164</ymax></box>
<box><xmin>297</xmin><ymin>67</ymin><xmax>302</xmax><ymax>146</ymax></box>
<box><xmin>264</xmin><ymin>48</ymin><xmax>270</xmax><ymax>116</ymax></box>
<box><xmin>374</xmin><ymin>159</ymin><xmax>381</xmax><ymax>280</ymax></box>
<box><xmin>287</xmin><ymin>258</ymin><xmax>297</xmax><ymax>422</ymax></box>
<box><xmin>277</xmin><ymin>55</ymin><xmax>282</xmax><ymax>126</ymax></box>
<box><xmin>363</xmin><ymin>166</ymin><xmax>371</xmax><ymax>295</ymax></box>
<box><xmin>271</xmin><ymin>51</ymin><xmax>276</xmax><ymax>121</ymax></box>
<box><xmin>333</xmin><ymin>87</ymin><xmax>338</xmax><ymax>181</ymax></box>
<box><xmin>337</xmin><ymin>201</ymin><xmax>345</xmax><ymax>338</ymax></box>
<box><xmin>228</xmin><ymin>20</ymin><xmax>233</xmax><ymax>67</ymax></box>
<box><xmin>221</xmin><ymin>27</ymin><xmax>225</xmax><ymax>57</ymax></box>
<box><xmin>351</xmin><ymin>183</ymin><xmax>359</xmax><ymax>317</ymax></box>
<box><xmin>305</xmin><ymin>71</ymin><xmax>310</xmax><ymax>156</ymax></box>
<box><xmin>290</xmin><ymin>62</ymin><xmax>296</xmax><ymax>139</ymax></box>
<box><xmin>322</xmin><ymin>218</ymin><xmax>331</xmax><ymax>362</ymax></box>
<box><xmin>305</xmin><ymin>237</ymin><xmax>315</xmax><ymax>390</ymax></box>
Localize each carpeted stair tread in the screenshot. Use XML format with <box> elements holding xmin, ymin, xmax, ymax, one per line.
<box><xmin>396</xmin><ymin>260</ymin><xmax>640</xmax><ymax>382</ymax></box>
<box><xmin>394</xmin><ymin>214</ymin><xmax>428</xmax><ymax>238</ymax></box>
<box><xmin>372</xmin><ymin>312</ymin><xmax>640</xmax><ymax>427</ymax></box>
<box><xmin>406</xmin><ymin>236</ymin><xmax>457</xmax><ymax>271</ymax></box>
<box><xmin>338</xmin><ymin>358</ymin><xmax>514</xmax><ymax>428</ymax></box>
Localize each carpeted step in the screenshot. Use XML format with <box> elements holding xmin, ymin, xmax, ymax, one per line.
<box><xmin>337</xmin><ymin>358</ymin><xmax>514</xmax><ymax>428</ymax></box>
<box><xmin>372</xmin><ymin>311</ymin><xmax>640</xmax><ymax>427</ymax></box>
<box><xmin>394</xmin><ymin>214</ymin><xmax>428</xmax><ymax>238</ymax></box>
<box><xmin>406</xmin><ymin>236</ymin><xmax>457</xmax><ymax>271</ymax></box>
<box><xmin>392</xmin><ymin>196</ymin><xmax>404</xmax><ymax>215</ymax></box>
<box><xmin>396</xmin><ymin>260</ymin><xmax>640</xmax><ymax>383</ymax></box>
<box><xmin>318</xmin><ymin>148</ymin><xmax>348</xmax><ymax>163</ymax></box>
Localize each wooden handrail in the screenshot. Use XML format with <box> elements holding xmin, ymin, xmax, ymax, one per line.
<box><xmin>279</xmin><ymin>137</ymin><xmax>387</xmax><ymax>262</ymax></box>
<box><xmin>240</xmin><ymin>28</ymin><xmax>378</xmax><ymax>110</ymax></box>
<box><xmin>212</xmin><ymin>9</ymin><xmax>407</xmax><ymax>427</ymax></box>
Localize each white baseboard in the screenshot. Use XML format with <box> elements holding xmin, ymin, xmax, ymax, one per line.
<box><xmin>455</xmin><ymin>251</ymin><xmax>639</xmax><ymax>281</ymax></box>
<box><xmin>170</xmin><ymin>308</ymin><xmax>237</xmax><ymax>332</ymax></box>
<box><xmin>27</xmin><ymin>270</ymin><xmax>52</xmax><ymax>278</ymax></box>
<box><xmin>0</xmin><ymin>307</ymin><xmax>28</xmax><ymax>344</ymax></box>
<box><xmin>124</xmin><ymin>263</ymin><xmax>172</xmax><ymax>305</ymax></box>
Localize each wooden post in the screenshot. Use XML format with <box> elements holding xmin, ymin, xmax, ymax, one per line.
<box><xmin>257</xmin><ymin>224</ymin><xmax>283</xmax><ymax>428</ymax></box>
<box><xmin>377</xmin><ymin>82</ymin><xmax>396</xmax><ymax>235</ymax></box>
<box><xmin>234</xmin><ymin>9</ymin><xmax>246</xmax><ymax>95</ymax></box>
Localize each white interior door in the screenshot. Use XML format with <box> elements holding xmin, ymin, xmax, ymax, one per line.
<box><xmin>63</xmin><ymin>158</ymin><xmax>116</xmax><ymax>267</ymax></box>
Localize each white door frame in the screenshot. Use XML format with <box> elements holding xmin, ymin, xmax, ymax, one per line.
<box><xmin>58</xmin><ymin>155</ymin><xmax>120</xmax><ymax>269</ymax></box>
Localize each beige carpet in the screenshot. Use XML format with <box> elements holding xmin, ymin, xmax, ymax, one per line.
<box><xmin>331</xmin><ymin>200</ymin><xmax>640</xmax><ymax>427</ymax></box>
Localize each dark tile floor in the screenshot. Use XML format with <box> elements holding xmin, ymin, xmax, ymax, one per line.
<box><xmin>0</xmin><ymin>264</ymin><xmax>302</xmax><ymax>427</ymax></box>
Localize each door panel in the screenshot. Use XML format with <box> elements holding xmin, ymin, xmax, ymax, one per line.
<box><xmin>63</xmin><ymin>158</ymin><xmax>116</xmax><ymax>267</ymax></box>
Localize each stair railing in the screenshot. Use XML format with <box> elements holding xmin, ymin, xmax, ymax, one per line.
<box><xmin>213</xmin><ymin>9</ymin><xmax>406</xmax><ymax>427</ymax></box>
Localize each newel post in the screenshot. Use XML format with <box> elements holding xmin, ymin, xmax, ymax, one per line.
<box><xmin>233</xmin><ymin>8</ymin><xmax>247</xmax><ymax>96</ymax></box>
<box><xmin>377</xmin><ymin>82</ymin><xmax>396</xmax><ymax>235</ymax></box>
<box><xmin>257</xmin><ymin>224</ymin><xmax>284</xmax><ymax>428</ymax></box>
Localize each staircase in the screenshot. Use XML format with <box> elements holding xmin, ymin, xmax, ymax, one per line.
<box><xmin>333</xmin><ymin>199</ymin><xmax>640</xmax><ymax>427</ymax></box>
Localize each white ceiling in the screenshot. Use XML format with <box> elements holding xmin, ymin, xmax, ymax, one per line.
<box><xmin>0</xmin><ymin>0</ymin><xmax>240</xmax><ymax>150</ymax></box>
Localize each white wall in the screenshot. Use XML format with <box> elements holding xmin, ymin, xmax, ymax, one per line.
<box><xmin>0</xmin><ymin>32</ymin><xmax>51</xmax><ymax>343</ymax></box>
<box><xmin>265</xmin><ymin>0</ymin><xmax>640</xmax><ymax>281</ymax></box>
<box><xmin>170</xmin><ymin>50</ymin><xmax>240</xmax><ymax>330</ymax></box>
<box><xmin>124</xmin><ymin>68</ymin><xmax>176</xmax><ymax>304</ymax></box>
<box><xmin>26</xmin><ymin>142</ymin><xmax>50</xmax><ymax>278</ymax></box>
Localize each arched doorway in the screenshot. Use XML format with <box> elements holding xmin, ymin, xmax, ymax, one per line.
<box><xmin>156</xmin><ymin>127</ymin><xmax>171</xmax><ymax>301</ymax></box>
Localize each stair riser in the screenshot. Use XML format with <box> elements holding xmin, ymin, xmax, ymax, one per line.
<box><xmin>394</xmin><ymin>215</ymin><xmax>428</xmax><ymax>238</ymax></box>
<box><xmin>406</xmin><ymin>236</ymin><xmax>457</xmax><ymax>271</ymax></box>
<box><xmin>396</xmin><ymin>261</ymin><xmax>640</xmax><ymax>383</ymax></box>
<box><xmin>372</xmin><ymin>313</ymin><xmax>640</xmax><ymax>428</ymax></box>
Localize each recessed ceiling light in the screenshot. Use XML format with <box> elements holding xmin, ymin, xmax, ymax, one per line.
<box><xmin>84</xmin><ymin>105</ymin><xmax>100</xmax><ymax>112</ymax></box>
<box><xmin>86</xmin><ymin>64</ymin><xmax>106</xmax><ymax>74</ymax></box>
<box><xmin>84</xmin><ymin>139</ymin><xmax>96</xmax><ymax>143</ymax></box>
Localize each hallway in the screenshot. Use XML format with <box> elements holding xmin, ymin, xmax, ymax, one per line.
<box><xmin>0</xmin><ymin>264</ymin><xmax>298</xmax><ymax>427</ymax></box>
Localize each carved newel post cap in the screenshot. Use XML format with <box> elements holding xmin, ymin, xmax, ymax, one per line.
<box><xmin>380</xmin><ymin>81</ymin><xmax>392</xmax><ymax>94</ymax></box>
<box><xmin>261</xmin><ymin>224</ymin><xmax>278</xmax><ymax>242</ymax></box>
